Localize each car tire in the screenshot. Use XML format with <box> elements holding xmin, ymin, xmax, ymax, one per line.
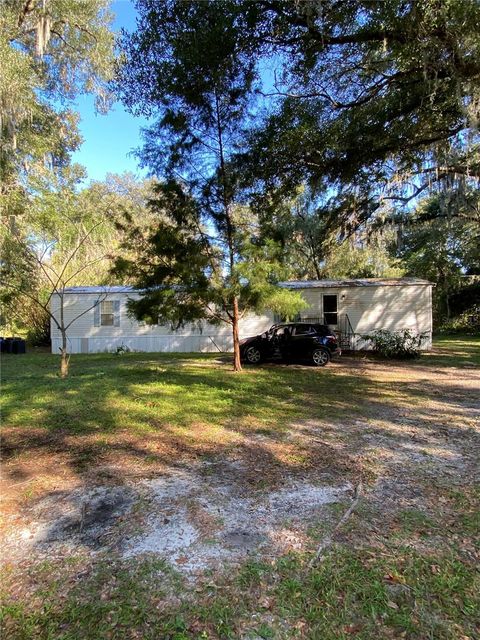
<box><xmin>244</xmin><ymin>345</ymin><xmax>263</xmax><ymax>365</ymax></box>
<box><xmin>311</xmin><ymin>348</ymin><xmax>330</xmax><ymax>367</ymax></box>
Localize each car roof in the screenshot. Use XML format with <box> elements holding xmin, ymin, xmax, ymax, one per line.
<box><xmin>273</xmin><ymin>322</ymin><xmax>327</xmax><ymax>328</ymax></box>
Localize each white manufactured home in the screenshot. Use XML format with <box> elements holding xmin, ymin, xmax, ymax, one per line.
<box><xmin>50</xmin><ymin>278</ymin><xmax>433</xmax><ymax>354</ymax></box>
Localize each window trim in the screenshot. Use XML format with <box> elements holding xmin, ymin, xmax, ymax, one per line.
<box><xmin>94</xmin><ymin>299</ymin><xmax>120</xmax><ymax>327</ymax></box>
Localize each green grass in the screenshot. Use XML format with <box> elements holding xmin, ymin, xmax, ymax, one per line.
<box><xmin>1</xmin><ymin>336</ymin><xmax>479</xmax><ymax>639</ymax></box>
<box><xmin>271</xmin><ymin>547</ymin><xmax>479</xmax><ymax>639</ymax></box>
<box><xmin>3</xmin><ymin>335</ymin><xmax>478</xmax><ymax>437</ymax></box>
<box><xmin>2</xmin><ymin>541</ymin><xmax>478</xmax><ymax>639</ymax></box>
<box><xmin>1</xmin><ymin>352</ymin><xmax>365</xmax><ymax>435</ymax></box>
<box><xmin>1</xmin><ymin>349</ymin><xmax>377</xmax><ymax>480</ymax></box>
<box><xmin>1</xmin><ymin>337</ymin><xmax>474</xmax><ymax>487</ymax></box>
<box><xmin>422</xmin><ymin>334</ymin><xmax>480</xmax><ymax>367</ymax></box>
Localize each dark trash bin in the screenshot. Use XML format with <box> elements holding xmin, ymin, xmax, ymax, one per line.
<box><xmin>12</xmin><ymin>338</ymin><xmax>26</xmax><ymax>354</ymax></box>
<box><xmin>2</xmin><ymin>337</ymin><xmax>14</xmax><ymax>353</ymax></box>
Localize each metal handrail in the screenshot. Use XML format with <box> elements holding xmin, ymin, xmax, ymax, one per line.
<box><xmin>297</xmin><ymin>313</ymin><xmax>356</xmax><ymax>351</ymax></box>
<box><xmin>344</xmin><ymin>313</ymin><xmax>355</xmax><ymax>351</ymax></box>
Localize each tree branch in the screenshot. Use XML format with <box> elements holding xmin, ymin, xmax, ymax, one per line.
<box><xmin>309</xmin><ymin>481</ymin><xmax>363</xmax><ymax>566</ymax></box>
<box><xmin>64</xmin><ymin>292</ymin><xmax>108</xmax><ymax>330</ymax></box>
<box><xmin>17</xmin><ymin>0</ymin><xmax>35</xmax><ymax>28</ymax></box>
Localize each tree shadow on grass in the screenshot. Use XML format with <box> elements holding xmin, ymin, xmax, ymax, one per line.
<box><xmin>1</xmin><ymin>350</ymin><xmax>478</xmax><ymax>509</ymax></box>
<box><xmin>2</xmin><ymin>345</ymin><xmax>479</xmax><ymax>640</ymax></box>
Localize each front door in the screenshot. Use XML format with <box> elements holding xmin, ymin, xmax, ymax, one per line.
<box><xmin>323</xmin><ymin>294</ymin><xmax>338</xmax><ymax>326</ymax></box>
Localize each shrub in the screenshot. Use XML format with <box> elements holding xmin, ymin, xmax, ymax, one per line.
<box><xmin>115</xmin><ymin>344</ymin><xmax>131</xmax><ymax>355</ymax></box>
<box><xmin>437</xmin><ymin>305</ymin><xmax>480</xmax><ymax>335</ymax></box>
<box><xmin>27</xmin><ymin>317</ymin><xmax>50</xmax><ymax>346</ymax></box>
<box><xmin>362</xmin><ymin>328</ymin><xmax>425</xmax><ymax>359</ymax></box>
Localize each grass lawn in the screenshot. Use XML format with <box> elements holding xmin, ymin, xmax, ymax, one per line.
<box><xmin>1</xmin><ymin>336</ymin><xmax>479</xmax><ymax>639</ymax></box>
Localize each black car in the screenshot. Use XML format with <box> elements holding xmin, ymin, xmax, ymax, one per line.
<box><xmin>240</xmin><ymin>323</ymin><xmax>341</xmax><ymax>366</ymax></box>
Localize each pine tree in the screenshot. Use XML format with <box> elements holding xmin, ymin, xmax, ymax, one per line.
<box><xmin>115</xmin><ymin>1</ymin><xmax>305</xmax><ymax>370</ymax></box>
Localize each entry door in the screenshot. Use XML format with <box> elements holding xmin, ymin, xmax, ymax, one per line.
<box><xmin>323</xmin><ymin>294</ymin><xmax>338</xmax><ymax>326</ymax></box>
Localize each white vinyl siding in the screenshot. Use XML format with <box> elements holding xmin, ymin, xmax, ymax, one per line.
<box><xmin>297</xmin><ymin>284</ymin><xmax>432</xmax><ymax>349</ymax></box>
<box><xmin>50</xmin><ymin>282</ymin><xmax>433</xmax><ymax>354</ymax></box>
<box><xmin>50</xmin><ymin>292</ymin><xmax>273</xmax><ymax>354</ymax></box>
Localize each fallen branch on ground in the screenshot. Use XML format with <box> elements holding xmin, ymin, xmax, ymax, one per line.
<box><xmin>309</xmin><ymin>481</ymin><xmax>363</xmax><ymax>567</ymax></box>
<box><xmin>6</xmin><ymin>477</ymin><xmax>36</xmax><ymax>489</ymax></box>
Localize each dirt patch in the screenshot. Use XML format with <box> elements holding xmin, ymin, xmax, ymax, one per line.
<box><xmin>1</xmin><ymin>461</ymin><xmax>351</xmax><ymax>576</ymax></box>
<box><xmin>2</xmin><ymin>486</ymin><xmax>136</xmax><ymax>560</ymax></box>
<box><xmin>122</xmin><ymin>464</ymin><xmax>351</xmax><ymax>575</ymax></box>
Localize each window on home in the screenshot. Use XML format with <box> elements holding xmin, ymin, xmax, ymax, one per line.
<box><xmin>323</xmin><ymin>294</ymin><xmax>338</xmax><ymax>325</ymax></box>
<box><xmin>100</xmin><ymin>301</ymin><xmax>115</xmax><ymax>326</ymax></box>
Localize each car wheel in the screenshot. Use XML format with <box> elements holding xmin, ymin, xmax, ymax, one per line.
<box><xmin>311</xmin><ymin>348</ymin><xmax>330</xmax><ymax>366</ymax></box>
<box><xmin>245</xmin><ymin>345</ymin><xmax>262</xmax><ymax>364</ymax></box>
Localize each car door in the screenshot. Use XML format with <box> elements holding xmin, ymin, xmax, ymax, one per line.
<box><xmin>289</xmin><ymin>325</ymin><xmax>314</xmax><ymax>361</ymax></box>
<box><xmin>270</xmin><ymin>326</ymin><xmax>289</xmax><ymax>359</ymax></box>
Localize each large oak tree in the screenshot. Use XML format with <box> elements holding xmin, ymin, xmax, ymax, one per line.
<box><xmin>234</xmin><ymin>0</ymin><xmax>480</xmax><ymax>233</ymax></box>
<box><xmin>1</xmin><ymin>0</ymin><xmax>115</xmax><ymax>215</ymax></box>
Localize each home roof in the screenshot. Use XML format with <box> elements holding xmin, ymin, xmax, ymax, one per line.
<box><xmin>278</xmin><ymin>278</ymin><xmax>433</xmax><ymax>289</ymax></box>
<box><xmin>63</xmin><ymin>286</ymin><xmax>137</xmax><ymax>294</ymax></box>
<box><xmin>63</xmin><ymin>278</ymin><xmax>432</xmax><ymax>295</ymax></box>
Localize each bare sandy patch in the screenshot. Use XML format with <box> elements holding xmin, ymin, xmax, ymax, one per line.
<box><xmin>123</xmin><ymin>465</ymin><xmax>350</xmax><ymax>574</ymax></box>
<box><xmin>1</xmin><ymin>461</ymin><xmax>352</xmax><ymax>577</ymax></box>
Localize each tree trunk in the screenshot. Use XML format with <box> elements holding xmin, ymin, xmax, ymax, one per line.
<box><xmin>232</xmin><ymin>296</ymin><xmax>242</xmax><ymax>372</ymax></box>
<box><xmin>213</xmin><ymin>90</ymin><xmax>242</xmax><ymax>372</ymax></box>
<box><xmin>60</xmin><ymin>330</ymin><xmax>69</xmax><ymax>378</ymax></box>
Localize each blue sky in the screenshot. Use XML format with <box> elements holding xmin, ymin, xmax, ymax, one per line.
<box><xmin>72</xmin><ymin>1</ymin><xmax>274</xmax><ymax>184</ymax></box>
<box><xmin>71</xmin><ymin>1</ymin><xmax>148</xmax><ymax>183</ymax></box>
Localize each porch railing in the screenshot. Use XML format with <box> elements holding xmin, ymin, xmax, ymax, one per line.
<box><xmin>298</xmin><ymin>313</ymin><xmax>356</xmax><ymax>351</ymax></box>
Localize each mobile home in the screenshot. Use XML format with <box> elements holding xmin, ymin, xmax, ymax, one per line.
<box><xmin>50</xmin><ymin>278</ymin><xmax>433</xmax><ymax>354</ymax></box>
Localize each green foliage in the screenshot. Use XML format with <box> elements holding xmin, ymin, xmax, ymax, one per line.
<box><xmin>449</xmin><ymin>279</ymin><xmax>480</xmax><ymax>317</ymax></box>
<box><xmin>437</xmin><ymin>305</ymin><xmax>480</xmax><ymax>335</ymax></box>
<box><xmin>0</xmin><ymin>225</ymin><xmax>47</xmax><ymax>338</ymax></box>
<box><xmin>252</xmin><ymin>184</ymin><xmax>403</xmax><ymax>280</ymax></box>
<box><xmin>114</xmin><ymin>182</ymin><xmax>306</xmax><ymax>329</ymax></box>
<box><xmin>0</xmin><ymin>173</ymin><xmax>154</xmax><ymax>344</ymax></box>
<box><xmin>222</xmin><ymin>1</ymin><xmax>480</xmax><ymax>288</ymax></box>
<box><xmin>0</xmin><ymin>0</ymin><xmax>115</xmax><ymax>217</ymax></box>
<box><xmin>114</xmin><ymin>181</ymin><xmax>218</xmax><ymax>328</ymax></box>
<box><xmin>258</xmin><ymin>288</ymin><xmax>306</xmax><ymax>320</ymax></box>
<box><xmin>237</xmin><ymin>0</ymin><xmax>480</xmax><ymax>230</ymax></box>
<box><xmin>235</xmin><ymin>236</ymin><xmax>308</xmax><ymax>318</ymax></box>
<box><xmin>321</xmin><ymin>230</ymin><xmax>404</xmax><ymax>280</ymax></box>
<box><xmin>363</xmin><ymin>329</ymin><xmax>426</xmax><ymax>359</ymax></box>
<box><xmin>116</xmin><ymin>1</ymin><xmax>303</xmax><ymax>364</ymax></box>
<box><xmin>393</xmin><ymin>195</ymin><xmax>480</xmax><ymax>322</ymax></box>
<box><xmin>0</xmin><ymin>0</ymin><xmax>117</xmax><ymax>344</ymax></box>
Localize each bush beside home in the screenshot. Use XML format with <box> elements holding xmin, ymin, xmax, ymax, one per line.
<box><xmin>363</xmin><ymin>329</ymin><xmax>425</xmax><ymax>359</ymax></box>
